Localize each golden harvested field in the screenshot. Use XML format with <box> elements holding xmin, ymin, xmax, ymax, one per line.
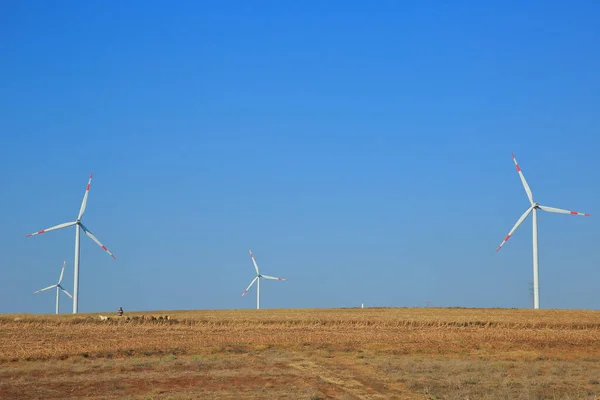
<box><xmin>1</xmin><ymin>308</ymin><xmax>600</xmax><ymax>399</ymax></box>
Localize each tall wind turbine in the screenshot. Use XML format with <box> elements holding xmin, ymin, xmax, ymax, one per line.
<box><xmin>241</xmin><ymin>249</ymin><xmax>286</xmax><ymax>309</ymax></box>
<box><xmin>33</xmin><ymin>261</ymin><xmax>73</xmax><ymax>314</ymax></box>
<box><xmin>27</xmin><ymin>174</ymin><xmax>116</xmax><ymax>314</ymax></box>
<box><xmin>496</xmin><ymin>153</ymin><xmax>590</xmax><ymax>309</ymax></box>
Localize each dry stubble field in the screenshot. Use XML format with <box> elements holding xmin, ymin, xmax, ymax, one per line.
<box><xmin>1</xmin><ymin>307</ymin><xmax>600</xmax><ymax>399</ymax></box>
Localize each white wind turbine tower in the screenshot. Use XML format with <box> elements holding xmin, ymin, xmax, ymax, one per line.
<box><xmin>33</xmin><ymin>261</ymin><xmax>73</xmax><ymax>314</ymax></box>
<box><xmin>27</xmin><ymin>174</ymin><xmax>116</xmax><ymax>314</ymax></box>
<box><xmin>496</xmin><ymin>153</ymin><xmax>590</xmax><ymax>309</ymax></box>
<box><xmin>241</xmin><ymin>249</ymin><xmax>286</xmax><ymax>310</ymax></box>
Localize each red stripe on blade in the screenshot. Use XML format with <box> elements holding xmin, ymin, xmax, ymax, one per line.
<box><xmin>38</xmin><ymin>230</ymin><xmax>45</xmax><ymax>234</ymax></box>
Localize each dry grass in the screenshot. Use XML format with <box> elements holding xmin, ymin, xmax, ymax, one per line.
<box><xmin>1</xmin><ymin>308</ymin><xmax>599</xmax><ymax>399</ymax></box>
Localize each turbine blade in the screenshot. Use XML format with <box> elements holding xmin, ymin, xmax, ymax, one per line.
<box><xmin>77</xmin><ymin>174</ymin><xmax>93</xmax><ymax>221</ymax></box>
<box><xmin>34</xmin><ymin>284</ymin><xmax>57</xmax><ymax>294</ymax></box>
<box><xmin>241</xmin><ymin>276</ymin><xmax>258</xmax><ymax>297</ymax></box>
<box><xmin>539</xmin><ymin>205</ymin><xmax>590</xmax><ymax>217</ymax></box>
<box><xmin>512</xmin><ymin>153</ymin><xmax>534</xmax><ymax>205</ymax></box>
<box><xmin>248</xmin><ymin>249</ymin><xmax>259</xmax><ymax>274</ymax></box>
<box><xmin>261</xmin><ymin>275</ymin><xmax>286</xmax><ymax>281</ymax></box>
<box><xmin>58</xmin><ymin>260</ymin><xmax>66</xmax><ymax>284</ymax></box>
<box><xmin>26</xmin><ymin>221</ymin><xmax>76</xmax><ymax>237</ymax></box>
<box><xmin>59</xmin><ymin>286</ymin><xmax>73</xmax><ymax>299</ymax></box>
<box><xmin>79</xmin><ymin>223</ymin><xmax>116</xmax><ymax>259</ymax></box>
<box><xmin>496</xmin><ymin>206</ymin><xmax>533</xmax><ymax>252</ymax></box>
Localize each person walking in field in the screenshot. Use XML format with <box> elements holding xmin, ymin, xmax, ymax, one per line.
<box><xmin>117</xmin><ymin>307</ymin><xmax>123</xmax><ymax>317</ymax></box>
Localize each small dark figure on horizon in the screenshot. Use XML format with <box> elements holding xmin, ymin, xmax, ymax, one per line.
<box><xmin>117</xmin><ymin>307</ymin><xmax>124</xmax><ymax>317</ymax></box>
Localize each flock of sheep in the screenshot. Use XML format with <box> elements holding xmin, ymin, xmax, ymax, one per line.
<box><xmin>97</xmin><ymin>314</ymin><xmax>172</xmax><ymax>322</ymax></box>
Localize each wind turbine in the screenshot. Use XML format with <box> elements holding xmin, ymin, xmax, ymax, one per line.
<box><xmin>27</xmin><ymin>174</ymin><xmax>116</xmax><ymax>314</ymax></box>
<box><xmin>33</xmin><ymin>261</ymin><xmax>73</xmax><ymax>314</ymax></box>
<box><xmin>496</xmin><ymin>153</ymin><xmax>590</xmax><ymax>309</ymax></box>
<box><xmin>241</xmin><ymin>249</ymin><xmax>286</xmax><ymax>309</ymax></box>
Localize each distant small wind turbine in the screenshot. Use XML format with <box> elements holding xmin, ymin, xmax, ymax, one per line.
<box><xmin>33</xmin><ymin>261</ymin><xmax>73</xmax><ymax>314</ymax></box>
<box><xmin>496</xmin><ymin>153</ymin><xmax>590</xmax><ymax>309</ymax></box>
<box><xmin>27</xmin><ymin>174</ymin><xmax>116</xmax><ymax>314</ymax></box>
<box><xmin>241</xmin><ymin>249</ymin><xmax>286</xmax><ymax>310</ymax></box>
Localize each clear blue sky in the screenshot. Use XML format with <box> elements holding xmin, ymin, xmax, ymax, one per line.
<box><xmin>1</xmin><ymin>1</ymin><xmax>599</xmax><ymax>313</ymax></box>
